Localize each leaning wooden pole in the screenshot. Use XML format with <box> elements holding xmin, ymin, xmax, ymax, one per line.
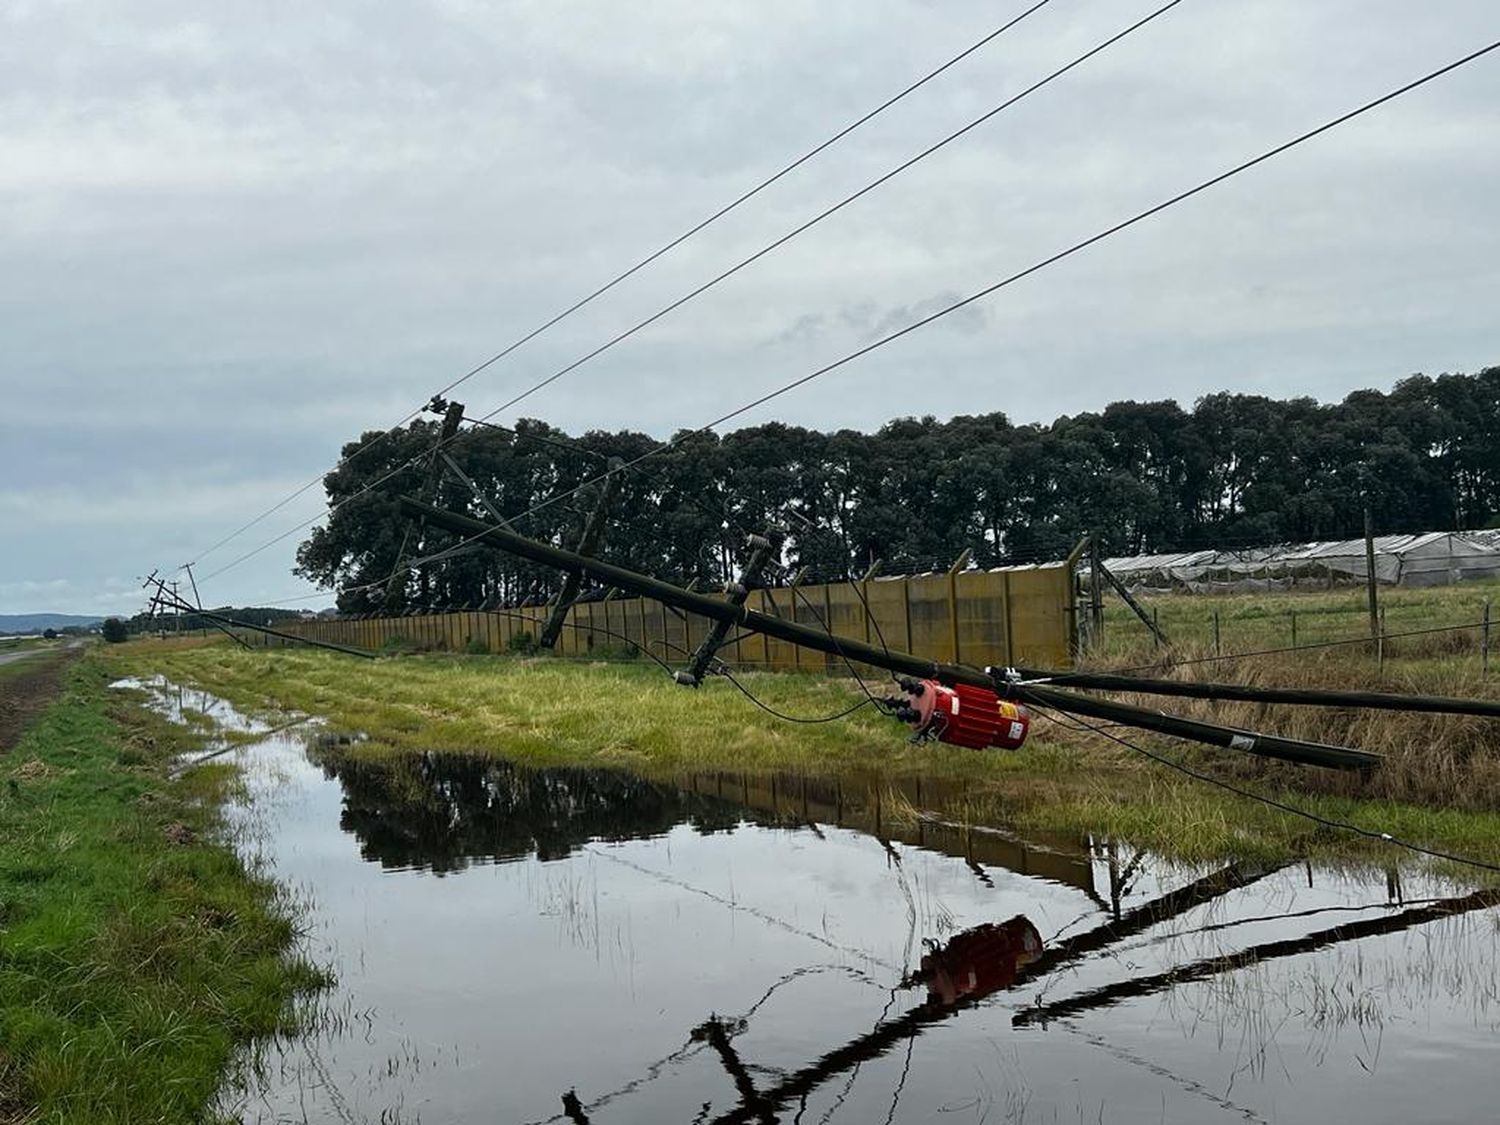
<box><xmin>674</xmin><ymin>528</ymin><xmax>785</xmax><ymax>686</ymax></box>
<box><xmin>539</xmin><ymin>459</ymin><xmax>623</xmax><ymax>650</ymax></box>
<box><xmin>400</xmin><ymin>496</ymin><xmax>1380</xmax><ymax>770</ymax></box>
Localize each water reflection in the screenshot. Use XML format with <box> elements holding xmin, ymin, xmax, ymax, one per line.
<box><xmin>910</xmin><ymin>917</ymin><xmax>1043</xmax><ymax>1007</ymax></box>
<box><xmin>315</xmin><ymin>750</ymin><xmax>778</xmax><ymax>872</ymax></box>
<box><xmin>109</xmin><ymin>679</ymin><xmax>1500</xmax><ymax>1124</ymax></box>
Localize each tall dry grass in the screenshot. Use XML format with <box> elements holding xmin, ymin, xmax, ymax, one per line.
<box><xmin>1068</xmin><ymin>638</ymin><xmax>1500</xmax><ymax>808</ymax></box>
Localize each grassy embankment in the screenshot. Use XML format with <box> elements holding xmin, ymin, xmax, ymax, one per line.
<box><xmin>132</xmin><ymin>617</ymin><xmax>1500</xmax><ymax>875</ymax></box>
<box><xmin>0</xmin><ymin>652</ymin><xmax>324</xmax><ymax>1124</ymax></box>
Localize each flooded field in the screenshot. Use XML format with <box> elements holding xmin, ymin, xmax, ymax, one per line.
<box><xmin>120</xmin><ymin>678</ymin><xmax>1500</xmax><ymax>1124</ymax></box>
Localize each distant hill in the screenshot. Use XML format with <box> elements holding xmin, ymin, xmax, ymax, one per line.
<box><xmin>0</xmin><ymin>613</ymin><xmax>105</xmax><ymax>635</ymax></box>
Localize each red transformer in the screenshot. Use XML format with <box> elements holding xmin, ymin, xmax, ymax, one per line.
<box><xmin>899</xmin><ymin>678</ymin><xmax>1030</xmax><ymax>750</ymax></box>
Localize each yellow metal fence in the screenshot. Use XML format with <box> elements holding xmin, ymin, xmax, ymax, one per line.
<box><xmin>268</xmin><ymin>565</ymin><xmax>1076</xmax><ymax>670</ymax></box>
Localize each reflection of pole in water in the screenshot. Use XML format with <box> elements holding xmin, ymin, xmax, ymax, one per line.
<box><xmin>699</xmin><ymin>862</ymin><xmax>1280</xmax><ymax>1125</ymax></box>
<box><xmin>560</xmin><ymin>1089</ymin><xmax>591</xmax><ymax>1124</ymax></box>
<box><xmin>1013</xmin><ymin>887</ymin><xmax>1500</xmax><ymax>1027</ymax></box>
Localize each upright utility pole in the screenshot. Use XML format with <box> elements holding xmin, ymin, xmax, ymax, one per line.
<box><xmin>539</xmin><ymin>460</ymin><xmax>623</xmax><ymax>650</ymax></box>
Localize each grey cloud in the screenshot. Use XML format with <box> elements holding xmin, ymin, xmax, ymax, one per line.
<box><xmin>2</xmin><ymin>0</ymin><xmax>1497</xmax><ymax>612</ymax></box>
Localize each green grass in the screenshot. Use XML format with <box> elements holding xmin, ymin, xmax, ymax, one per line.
<box><xmin>125</xmin><ymin>639</ymin><xmax>1500</xmax><ymax>879</ymax></box>
<box><xmin>0</xmin><ymin>656</ymin><xmax>325</xmax><ymax>1124</ymax></box>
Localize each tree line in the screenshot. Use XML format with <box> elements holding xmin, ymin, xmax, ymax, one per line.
<box><xmin>296</xmin><ymin>366</ymin><xmax>1500</xmax><ymax>613</ymax></box>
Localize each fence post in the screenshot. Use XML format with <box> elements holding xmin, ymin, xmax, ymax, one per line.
<box><xmin>1483</xmin><ymin>598</ymin><xmax>1491</xmax><ymax>677</ymax></box>
<box><xmin>901</xmin><ymin>576</ymin><xmax>913</xmax><ymax>654</ymax></box>
<box><xmin>947</xmin><ymin>548</ymin><xmax>972</xmax><ymax>665</ymax></box>
<box><xmin>1291</xmin><ymin>610</ymin><xmax>1298</xmax><ymax>648</ymax></box>
<box><xmin>1212</xmin><ymin>610</ymin><xmax>1221</xmax><ymax>657</ymax></box>
<box><xmin>860</xmin><ymin>560</ymin><xmax>882</xmax><ymax>650</ymax></box>
<box><xmin>1378</xmin><ymin>606</ymin><xmax>1387</xmax><ymax>674</ymax></box>
<box><xmin>1088</xmin><ymin>536</ymin><xmax>1104</xmax><ymax>652</ymax></box>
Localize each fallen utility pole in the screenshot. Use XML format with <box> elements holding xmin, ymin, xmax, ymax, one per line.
<box><xmin>1013</xmin><ymin>667</ymin><xmax>1500</xmax><ymax>720</ymax></box>
<box><xmin>152</xmin><ymin>586</ymin><xmax>375</xmax><ymax>660</ymax></box>
<box><xmin>437</xmin><ymin>450</ymin><xmax>512</xmax><ymax>528</ymax></box>
<box><xmin>400</xmin><ymin>497</ymin><xmax>1380</xmax><ymax>770</ymax></box>
<box><xmin>540</xmin><ymin>459</ymin><xmax>623</xmax><ymax>650</ymax></box>
<box><xmin>143</xmin><ymin>575</ymin><xmax>251</xmax><ymax>651</ymax></box>
<box><xmin>386</xmin><ymin>397</ymin><xmax>469</xmax><ymax>607</ymax></box>
<box><xmin>674</xmin><ymin>527</ymin><xmax>785</xmax><ymax>686</ymax></box>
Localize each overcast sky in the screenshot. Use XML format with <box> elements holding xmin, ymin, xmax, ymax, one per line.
<box><xmin>2</xmin><ymin>0</ymin><xmax>1496</xmax><ymax>615</ymax></box>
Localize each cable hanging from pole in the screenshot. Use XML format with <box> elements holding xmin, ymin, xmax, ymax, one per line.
<box><xmin>180</xmin><ymin>0</ymin><xmax>1058</xmax><ymax>573</ymax></box>
<box><xmin>190</xmin><ymin>0</ymin><xmax>1191</xmax><ymax>586</ymax></box>
<box><xmin>269</xmin><ymin>35</ymin><xmax>1500</xmax><ymax>607</ymax></box>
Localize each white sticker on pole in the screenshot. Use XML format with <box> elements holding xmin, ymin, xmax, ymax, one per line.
<box><xmin>1229</xmin><ymin>734</ymin><xmax>1256</xmax><ymax>751</ymax></box>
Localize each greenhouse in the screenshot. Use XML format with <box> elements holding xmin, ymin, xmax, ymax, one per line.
<box><xmin>1100</xmin><ymin>532</ymin><xmax>1500</xmax><ymax>591</ymax></box>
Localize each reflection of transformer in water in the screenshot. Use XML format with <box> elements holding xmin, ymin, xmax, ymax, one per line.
<box><xmin>910</xmin><ymin>916</ymin><xmax>1043</xmax><ymax>1007</ymax></box>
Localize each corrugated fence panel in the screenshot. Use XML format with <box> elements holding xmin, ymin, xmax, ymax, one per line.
<box><xmin>955</xmin><ymin>571</ymin><xmax>1012</xmax><ymax>669</ymax></box>
<box><xmin>1008</xmin><ymin>568</ymin><xmax>1073</xmax><ymax>667</ymax></box>
<box><xmin>905</xmin><ymin>575</ymin><xmax>952</xmax><ymax>661</ymax></box>
<box><xmin>275</xmin><ymin>563</ymin><xmax>1075</xmax><ymax>671</ymax></box>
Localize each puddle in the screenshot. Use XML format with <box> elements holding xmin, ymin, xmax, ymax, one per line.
<box><xmin>116</xmin><ymin>678</ymin><xmax>1500</xmax><ymax>1124</ymax></box>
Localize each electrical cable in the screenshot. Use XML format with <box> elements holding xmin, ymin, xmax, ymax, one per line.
<box><xmin>181</xmin><ymin>1</ymin><xmax>1057</xmax><ymax>572</ymax></box>
<box><xmin>780</xmin><ymin>578</ymin><xmax>883</xmax><ymax>704</ymax></box>
<box><xmin>1033</xmin><ymin>701</ymin><xmax>1500</xmax><ymax>874</ymax></box>
<box><xmin>477</xmin><ymin>607</ymin><xmax>680</xmax><ymax>674</ymax></box>
<box><xmin>336</xmin><ymin>34</ymin><xmax>1500</xmax><ymax>588</ymax></box>
<box><xmin>472</xmin><ymin>0</ymin><xmax>1181</xmax><ymax>427</ymax></box>
<box><xmin>719</xmin><ymin>667</ymin><xmax>880</xmax><ymax>724</ymax></box>
<box><xmin>191</xmin><ymin>0</ymin><xmax>1186</xmax><ymax>585</ymax></box>
<box><xmin>197</xmin><ymin>35</ymin><xmax>1500</xmax><ymax>610</ymax></box>
<box><xmin>847</xmin><ymin>575</ymin><xmax>903</xmax><ymax>688</ymax></box>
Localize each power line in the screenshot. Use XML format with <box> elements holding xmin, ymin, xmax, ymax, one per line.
<box><xmin>192</xmin><ymin>0</ymin><xmax>1185</xmax><ymax>586</ymax></box>
<box><xmin>470</xmin><ymin>0</ymin><xmax>1183</xmax><ymax>427</ymax></box>
<box><xmin>1035</xmin><ymin>702</ymin><xmax>1500</xmax><ymax>874</ymax></box>
<box><xmin>181</xmin><ymin>1</ymin><xmax>1057</xmax><ymax>572</ymax></box>
<box><xmin>347</xmin><ymin>36</ymin><xmax>1500</xmax><ymax>585</ymax></box>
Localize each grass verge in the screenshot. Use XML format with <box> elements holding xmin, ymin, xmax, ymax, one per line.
<box><xmin>0</xmin><ymin>654</ymin><xmax>325</xmax><ymax>1124</ymax></box>
<box><xmin>127</xmin><ymin>640</ymin><xmax>1500</xmax><ymax>877</ymax></box>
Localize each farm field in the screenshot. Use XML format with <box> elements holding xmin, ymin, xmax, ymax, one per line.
<box><xmin>1095</xmin><ymin>576</ymin><xmax>1500</xmax><ymax>667</ymax></box>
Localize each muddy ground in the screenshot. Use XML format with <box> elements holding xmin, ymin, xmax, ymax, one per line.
<box><xmin>0</xmin><ymin>649</ymin><xmax>74</xmax><ymax>753</ymax></box>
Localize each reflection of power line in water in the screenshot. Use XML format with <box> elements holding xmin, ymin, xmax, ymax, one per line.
<box><xmin>524</xmin><ymin>965</ymin><xmax>879</xmax><ymax>1125</ymax></box>
<box><xmin>547</xmin><ymin>852</ymin><xmax>1492</xmax><ymax>1123</ymax></box>
<box><xmin>582</xmin><ymin>845</ymin><xmax>901</xmax><ymax>974</ymax></box>
<box><xmin>1012</xmin><ymin>887</ymin><xmax>1500</xmax><ymax>1027</ymax></box>
<box><xmin>689</xmin><ymin>862</ymin><xmax>1278</xmax><ymax>1124</ymax></box>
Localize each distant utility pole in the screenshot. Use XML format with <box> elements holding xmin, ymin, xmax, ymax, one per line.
<box><xmin>184</xmin><ymin>563</ymin><xmax>208</xmax><ymax>637</ymax></box>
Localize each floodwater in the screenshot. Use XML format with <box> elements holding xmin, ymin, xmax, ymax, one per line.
<box><xmin>117</xmin><ymin>677</ymin><xmax>1500</xmax><ymax>1124</ymax></box>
